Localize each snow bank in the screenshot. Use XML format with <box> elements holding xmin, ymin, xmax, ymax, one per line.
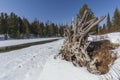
<box><xmin>88</xmin><ymin>32</ymin><xmax>120</xmax><ymax>44</ymax></box>
<box><xmin>106</xmin><ymin>32</ymin><xmax>120</xmax><ymax>43</ymax></box>
<box><xmin>0</xmin><ymin>38</ymin><xmax>59</xmax><ymax>47</ymax></box>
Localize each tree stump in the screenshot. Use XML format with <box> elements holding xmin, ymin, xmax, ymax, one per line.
<box><xmin>59</xmin><ymin>10</ymin><xmax>107</xmax><ymax>74</ymax></box>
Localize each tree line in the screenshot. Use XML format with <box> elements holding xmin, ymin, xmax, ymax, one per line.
<box><xmin>0</xmin><ymin>12</ymin><xmax>65</xmax><ymax>39</ymax></box>
<box><xmin>76</xmin><ymin>4</ymin><xmax>120</xmax><ymax>35</ymax></box>
<box><xmin>0</xmin><ymin>4</ymin><xmax>120</xmax><ymax>40</ymax></box>
<box><xmin>0</xmin><ymin>4</ymin><xmax>100</xmax><ymax>40</ymax></box>
<box><xmin>99</xmin><ymin>8</ymin><xmax>120</xmax><ymax>34</ymax></box>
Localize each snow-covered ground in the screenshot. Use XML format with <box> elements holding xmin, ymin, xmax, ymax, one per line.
<box><xmin>88</xmin><ymin>32</ymin><xmax>120</xmax><ymax>44</ymax></box>
<box><xmin>39</xmin><ymin>32</ymin><xmax>120</xmax><ymax>80</ymax></box>
<box><xmin>0</xmin><ymin>32</ymin><xmax>120</xmax><ymax>80</ymax></box>
<box><xmin>39</xmin><ymin>57</ymin><xmax>100</xmax><ymax>80</ymax></box>
<box><xmin>0</xmin><ymin>38</ymin><xmax>59</xmax><ymax>47</ymax></box>
<box><xmin>0</xmin><ymin>39</ymin><xmax>63</xmax><ymax>80</ymax></box>
<box><xmin>39</xmin><ymin>46</ymin><xmax>120</xmax><ymax>80</ymax></box>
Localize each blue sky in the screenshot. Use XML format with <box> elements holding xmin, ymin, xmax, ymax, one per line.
<box><xmin>0</xmin><ymin>0</ymin><xmax>120</xmax><ymax>25</ymax></box>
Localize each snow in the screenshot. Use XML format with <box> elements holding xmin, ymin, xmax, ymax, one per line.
<box><xmin>0</xmin><ymin>39</ymin><xmax>63</xmax><ymax>80</ymax></box>
<box><xmin>39</xmin><ymin>32</ymin><xmax>120</xmax><ymax>80</ymax></box>
<box><xmin>106</xmin><ymin>32</ymin><xmax>120</xmax><ymax>43</ymax></box>
<box><xmin>39</xmin><ymin>57</ymin><xmax>100</xmax><ymax>80</ymax></box>
<box><xmin>88</xmin><ymin>32</ymin><xmax>120</xmax><ymax>44</ymax></box>
<box><xmin>39</xmin><ymin>46</ymin><xmax>120</xmax><ymax>80</ymax></box>
<box><xmin>0</xmin><ymin>32</ymin><xmax>120</xmax><ymax>80</ymax></box>
<box><xmin>0</xmin><ymin>38</ymin><xmax>59</xmax><ymax>47</ymax></box>
<box><xmin>0</xmin><ymin>35</ymin><xmax>4</xmax><ymax>37</ymax></box>
<box><xmin>0</xmin><ymin>35</ymin><xmax>4</xmax><ymax>40</ymax></box>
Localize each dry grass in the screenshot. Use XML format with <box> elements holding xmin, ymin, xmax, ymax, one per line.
<box><xmin>92</xmin><ymin>49</ymin><xmax>116</xmax><ymax>74</ymax></box>
<box><xmin>91</xmin><ymin>40</ymin><xmax>118</xmax><ymax>74</ymax></box>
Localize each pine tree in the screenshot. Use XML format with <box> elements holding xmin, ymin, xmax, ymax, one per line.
<box><xmin>113</xmin><ymin>8</ymin><xmax>120</xmax><ymax>31</ymax></box>
<box><xmin>45</xmin><ymin>21</ymin><xmax>51</xmax><ymax>37</ymax></box>
<box><xmin>103</xmin><ymin>24</ymin><xmax>106</xmax><ymax>33</ymax></box>
<box><xmin>39</xmin><ymin>22</ymin><xmax>44</xmax><ymax>37</ymax></box>
<box><xmin>49</xmin><ymin>23</ymin><xmax>55</xmax><ymax>37</ymax></box>
<box><xmin>22</xmin><ymin>18</ymin><xmax>30</xmax><ymax>38</ymax></box>
<box><xmin>33</xmin><ymin>19</ymin><xmax>40</xmax><ymax>37</ymax></box>
<box><xmin>78</xmin><ymin>4</ymin><xmax>94</xmax><ymax>21</ymax></box>
<box><xmin>77</xmin><ymin>4</ymin><xmax>98</xmax><ymax>33</ymax></box>
<box><xmin>54</xmin><ymin>24</ymin><xmax>59</xmax><ymax>36</ymax></box>
<box><xmin>0</xmin><ymin>13</ymin><xmax>9</xmax><ymax>39</ymax></box>
<box><xmin>30</xmin><ymin>22</ymin><xmax>37</xmax><ymax>36</ymax></box>
<box><xmin>106</xmin><ymin>13</ymin><xmax>112</xmax><ymax>32</ymax></box>
<box><xmin>7</xmin><ymin>12</ymin><xmax>21</xmax><ymax>39</ymax></box>
<box><xmin>18</xmin><ymin>17</ymin><xmax>24</xmax><ymax>38</ymax></box>
<box><xmin>59</xmin><ymin>25</ymin><xmax>65</xmax><ymax>37</ymax></box>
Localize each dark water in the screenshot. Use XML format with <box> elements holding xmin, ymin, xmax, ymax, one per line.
<box><xmin>0</xmin><ymin>39</ymin><xmax>59</xmax><ymax>53</ymax></box>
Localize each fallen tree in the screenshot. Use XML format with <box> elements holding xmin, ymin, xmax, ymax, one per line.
<box><xmin>59</xmin><ymin>10</ymin><xmax>117</xmax><ymax>74</ymax></box>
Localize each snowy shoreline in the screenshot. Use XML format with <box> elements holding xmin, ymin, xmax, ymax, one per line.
<box><xmin>0</xmin><ymin>39</ymin><xmax>59</xmax><ymax>53</ymax></box>
<box><xmin>0</xmin><ymin>37</ymin><xmax>60</xmax><ymax>48</ymax></box>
